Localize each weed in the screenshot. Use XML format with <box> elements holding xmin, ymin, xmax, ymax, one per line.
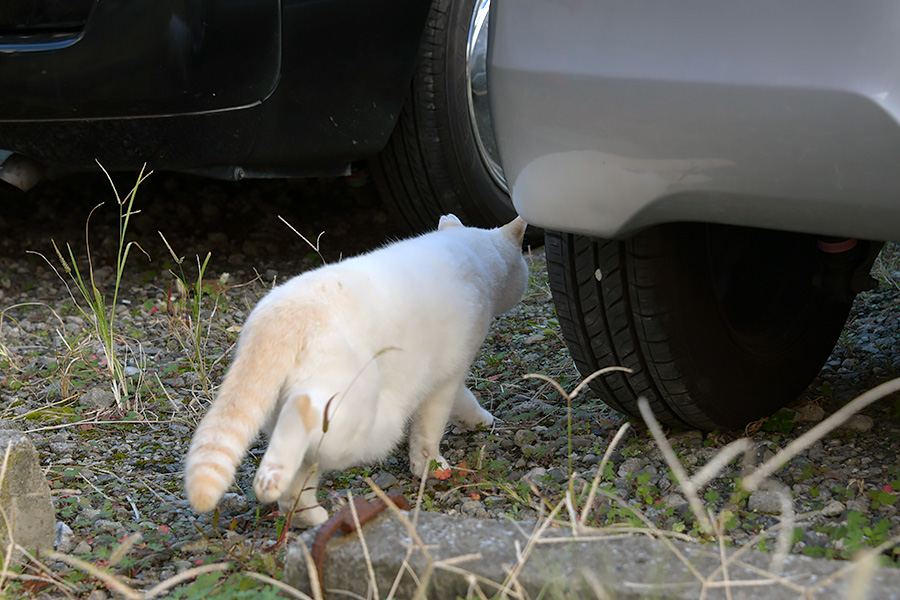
<box><xmin>159</xmin><ymin>234</ymin><xmax>220</xmax><ymax>402</ymax></box>
<box><xmin>32</xmin><ymin>165</ymin><xmax>152</xmax><ymax>411</ymax></box>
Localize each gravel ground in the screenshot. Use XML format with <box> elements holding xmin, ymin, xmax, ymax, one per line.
<box><xmin>1</xmin><ymin>172</ymin><xmax>899</xmax><ymax>597</ymax></box>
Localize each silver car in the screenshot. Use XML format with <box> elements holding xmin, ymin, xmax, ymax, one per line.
<box><xmin>484</xmin><ymin>0</ymin><xmax>900</xmax><ymax>429</ymax></box>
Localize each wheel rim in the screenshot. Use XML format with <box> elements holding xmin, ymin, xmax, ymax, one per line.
<box><xmin>705</xmin><ymin>226</ymin><xmax>819</xmax><ymax>358</ymax></box>
<box><xmin>466</xmin><ymin>0</ymin><xmax>508</xmax><ymax>193</ymax></box>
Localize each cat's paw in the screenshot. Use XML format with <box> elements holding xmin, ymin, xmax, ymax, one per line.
<box><xmin>291</xmin><ymin>505</ymin><xmax>329</xmax><ymax>529</ymax></box>
<box><xmin>453</xmin><ymin>406</ymin><xmax>495</xmax><ymax>432</ymax></box>
<box><xmin>253</xmin><ymin>464</ymin><xmax>287</xmax><ymax>503</ymax></box>
<box><xmin>409</xmin><ymin>450</ymin><xmax>451</xmax><ymax>480</ymax></box>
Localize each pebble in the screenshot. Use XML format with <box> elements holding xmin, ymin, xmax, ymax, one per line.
<box><xmin>522</xmin><ymin>467</ymin><xmax>547</xmax><ymax>483</ymax></box>
<box><xmin>73</xmin><ymin>540</ymin><xmax>92</xmax><ymax>554</ymax></box>
<box><xmin>514</xmin><ymin>429</ymin><xmax>536</xmax><ymax>447</ymax></box>
<box><xmin>547</xmin><ymin>467</ymin><xmax>568</xmax><ymax>484</ymax></box>
<box><xmin>460</xmin><ymin>500</ymin><xmax>489</xmax><ymax>519</ymax></box>
<box><xmin>748</xmin><ymin>490</ymin><xmax>788</xmax><ymax>514</ymax></box>
<box><xmin>617</xmin><ymin>457</ymin><xmax>648</xmax><ymax>477</ymax></box>
<box><xmin>794</xmin><ymin>404</ymin><xmax>825</xmax><ymax>423</ymax></box>
<box><xmin>372</xmin><ymin>471</ymin><xmax>398</xmax><ymax>490</ymax></box>
<box><xmin>55</xmin><ymin>521</ymin><xmax>74</xmax><ymax>553</ymax></box>
<box><xmin>79</xmin><ymin>387</ymin><xmax>117</xmax><ymax>411</ymax></box>
<box><xmin>841</xmin><ymin>415</ymin><xmax>875</xmax><ymax>433</ymax></box>
<box><xmin>822</xmin><ymin>500</ymin><xmax>845</xmax><ymax>517</ymax></box>
<box><xmin>219</xmin><ymin>492</ymin><xmax>250</xmax><ymax>515</ymax></box>
<box><xmin>570</xmin><ymin>436</ymin><xmax>593</xmax><ymax>449</ymax></box>
<box><xmin>663</xmin><ymin>493</ymin><xmax>689</xmax><ymax>509</ymax></box>
<box><xmin>95</xmin><ymin>519</ymin><xmax>126</xmax><ymax>536</ymax></box>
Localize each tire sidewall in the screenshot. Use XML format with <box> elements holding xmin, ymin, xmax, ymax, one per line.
<box><xmin>430</xmin><ymin>0</ymin><xmax>518</xmax><ymax>227</ymax></box>
<box><xmin>636</xmin><ymin>224</ymin><xmax>851</xmax><ymax>428</ymax></box>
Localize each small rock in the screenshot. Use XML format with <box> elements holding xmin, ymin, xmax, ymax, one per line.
<box><xmin>749</xmin><ymin>490</ymin><xmax>787</xmax><ymax>514</ymax></box>
<box><xmin>514</xmin><ymin>429</ymin><xmax>536</xmax><ymax>448</ymax></box>
<box><xmin>841</xmin><ymin>415</ymin><xmax>874</xmax><ymax>433</ymax></box>
<box><xmin>83</xmin><ymin>508</ymin><xmax>102</xmax><ymax>522</ymax></box>
<box><xmin>617</xmin><ymin>457</ymin><xmax>648</xmax><ymax>477</ymax></box>
<box><xmin>79</xmin><ymin>388</ymin><xmax>116</xmax><ymax>411</ymax></box>
<box><xmin>460</xmin><ymin>500</ymin><xmax>489</xmax><ymax>519</ymax></box>
<box><xmin>219</xmin><ymin>493</ymin><xmax>250</xmax><ymax>515</ymax></box>
<box><xmin>522</xmin><ymin>334</ymin><xmax>544</xmax><ymax>345</ymax></box>
<box><xmin>547</xmin><ymin>467</ymin><xmax>568</xmax><ymax>484</ymax></box>
<box><xmin>86</xmin><ymin>589</ymin><xmax>108</xmax><ymax>600</ymax></box>
<box><xmin>174</xmin><ymin>559</ymin><xmax>195</xmax><ymax>572</ymax></box>
<box><xmin>847</xmin><ymin>497</ymin><xmax>870</xmax><ymax>513</ymax></box>
<box><xmin>822</xmin><ymin>500</ymin><xmax>845</xmax><ymax>517</ymax></box>
<box><xmin>570</xmin><ymin>437</ymin><xmax>593</xmax><ymax>450</ymax></box>
<box><xmin>663</xmin><ymin>493</ymin><xmax>689</xmax><ymax>509</ymax></box>
<box><xmin>123</xmin><ymin>366</ymin><xmax>140</xmax><ymax>377</ymax></box>
<box><xmin>372</xmin><ymin>471</ymin><xmax>398</xmax><ymax>490</ymax></box>
<box><xmin>55</xmin><ymin>522</ymin><xmax>75</xmax><ymax>553</ymax></box>
<box><xmin>95</xmin><ymin>519</ymin><xmax>126</xmax><ymax>536</ymax></box>
<box><xmin>522</xmin><ymin>467</ymin><xmax>547</xmax><ymax>483</ymax></box>
<box><xmin>803</xmin><ymin>530</ymin><xmax>829</xmax><ymax>547</ymax></box>
<box><xmin>73</xmin><ymin>540</ymin><xmax>92</xmax><ymax>555</ymax></box>
<box><xmin>169</xmin><ymin>423</ymin><xmax>190</xmax><ymax>436</ymax></box>
<box><xmin>505</xmin><ymin>398</ymin><xmax>554</xmax><ymax>417</ymax></box>
<box><xmin>670</xmin><ymin>430</ymin><xmax>704</xmax><ymax>445</ymax></box>
<box><xmin>795</xmin><ymin>404</ymin><xmax>826</xmax><ymax>423</ymax></box>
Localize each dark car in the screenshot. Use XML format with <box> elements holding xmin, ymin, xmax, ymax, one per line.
<box><xmin>0</xmin><ymin>0</ymin><xmax>515</xmax><ymax>235</ymax></box>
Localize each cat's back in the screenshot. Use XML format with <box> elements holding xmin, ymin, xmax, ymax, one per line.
<box><xmin>251</xmin><ymin>225</ymin><xmax>501</xmax><ymax>329</ymax></box>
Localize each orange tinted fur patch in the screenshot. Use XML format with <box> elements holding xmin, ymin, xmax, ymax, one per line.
<box><xmin>294</xmin><ymin>394</ymin><xmax>317</xmax><ymax>431</ymax></box>
<box><xmin>193</xmin><ymin>442</ymin><xmax>240</xmax><ymax>463</ymax></box>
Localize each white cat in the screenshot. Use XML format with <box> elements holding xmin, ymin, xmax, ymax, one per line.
<box><xmin>184</xmin><ymin>214</ymin><xmax>528</xmax><ymax>527</ymax></box>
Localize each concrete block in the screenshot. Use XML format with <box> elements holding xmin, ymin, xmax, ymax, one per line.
<box><xmin>0</xmin><ymin>429</ymin><xmax>55</xmax><ymax>556</ymax></box>
<box><xmin>285</xmin><ymin>510</ymin><xmax>900</xmax><ymax>600</ymax></box>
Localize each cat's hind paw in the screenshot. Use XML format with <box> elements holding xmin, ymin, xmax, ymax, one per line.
<box><xmin>291</xmin><ymin>505</ymin><xmax>329</xmax><ymax>529</ymax></box>
<box><xmin>409</xmin><ymin>451</ymin><xmax>451</xmax><ymax>480</ymax></box>
<box><xmin>253</xmin><ymin>464</ymin><xmax>287</xmax><ymax>503</ymax></box>
<box><xmin>453</xmin><ymin>411</ymin><xmax>494</xmax><ymax>432</ymax></box>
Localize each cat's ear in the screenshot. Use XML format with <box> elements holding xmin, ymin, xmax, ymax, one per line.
<box><xmin>438</xmin><ymin>214</ymin><xmax>464</xmax><ymax>230</ymax></box>
<box><xmin>501</xmin><ymin>216</ymin><xmax>527</xmax><ymax>245</ymax></box>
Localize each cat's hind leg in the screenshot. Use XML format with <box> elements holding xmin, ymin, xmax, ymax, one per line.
<box><xmin>253</xmin><ymin>393</ymin><xmax>316</xmax><ymax>504</ymax></box>
<box><xmin>279</xmin><ymin>466</ymin><xmax>328</xmax><ymax>528</ymax></box>
<box><xmin>450</xmin><ymin>385</ymin><xmax>494</xmax><ymax>431</ymax></box>
<box><xmin>408</xmin><ymin>380</ymin><xmax>458</xmax><ymax>478</ymax></box>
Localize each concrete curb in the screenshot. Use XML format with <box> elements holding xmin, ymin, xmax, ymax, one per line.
<box><xmin>284</xmin><ymin>511</ymin><xmax>900</xmax><ymax>599</ymax></box>
<box><xmin>0</xmin><ymin>429</ymin><xmax>55</xmax><ymax>557</ymax></box>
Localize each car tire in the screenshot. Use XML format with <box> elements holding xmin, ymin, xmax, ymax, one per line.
<box><xmin>545</xmin><ymin>224</ymin><xmax>857</xmax><ymax>430</ymax></box>
<box><xmin>371</xmin><ymin>0</ymin><xmax>519</xmax><ymax>234</ymax></box>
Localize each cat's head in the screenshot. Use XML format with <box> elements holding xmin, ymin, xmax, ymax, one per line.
<box><xmin>436</xmin><ymin>213</ymin><xmax>528</xmax><ymax>315</ymax></box>
<box><xmin>493</xmin><ymin>216</ymin><xmax>529</xmax><ymax>315</ymax></box>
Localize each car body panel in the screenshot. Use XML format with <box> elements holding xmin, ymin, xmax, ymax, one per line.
<box><xmin>0</xmin><ymin>0</ymin><xmax>280</xmax><ymax>119</ymax></box>
<box><xmin>0</xmin><ymin>0</ymin><xmax>431</xmax><ymax>178</ymax></box>
<box><xmin>489</xmin><ymin>0</ymin><xmax>900</xmax><ymax>241</ymax></box>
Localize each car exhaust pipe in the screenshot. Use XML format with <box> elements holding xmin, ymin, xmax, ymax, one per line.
<box><xmin>0</xmin><ymin>152</ymin><xmax>44</xmax><ymax>192</ymax></box>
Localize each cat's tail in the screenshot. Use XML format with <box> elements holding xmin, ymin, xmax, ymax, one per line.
<box><xmin>184</xmin><ymin>306</ymin><xmax>307</xmax><ymax>513</ymax></box>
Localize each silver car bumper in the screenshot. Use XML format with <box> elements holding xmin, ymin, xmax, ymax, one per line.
<box><xmin>489</xmin><ymin>0</ymin><xmax>900</xmax><ymax>241</ymax></box>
